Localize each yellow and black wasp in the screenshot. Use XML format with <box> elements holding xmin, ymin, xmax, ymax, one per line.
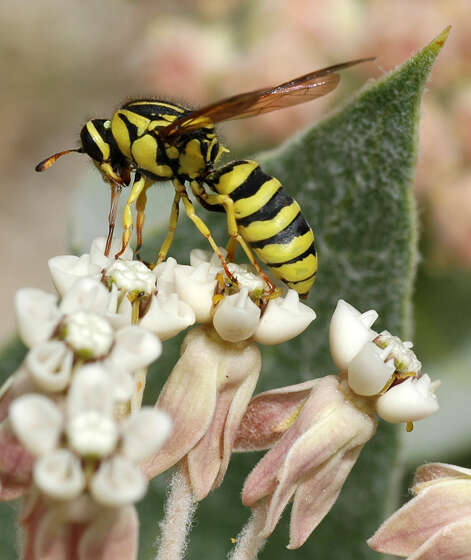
<box><xmin>36</xmin><ymin>58</ymin><xmax>373</xmax><ymax>298</ymax></box>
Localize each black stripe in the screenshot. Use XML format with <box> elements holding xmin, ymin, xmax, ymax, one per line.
<box><xmin>117</xmin><ymin>113</ymin><xmax>139</xmax><ymax>144</ymax></box>
<box><xmin>288</xmin><ymin>271</ymin><xmax>317</xmax><ymax>285</ymax></box>
<box><xmin>230</xmin><ymin>166</ymin><xmax>272</xmax><ymax>202</ymax></box>
<box><xmin>122</xmin><ymin>100</ymin><xmax>190</xmax><ymax>119</ymax></box>
<box><xmin>250</xmin><ymin>213</ymin><xmax>311</xmax><ymax>249</ymax></box>
<box><xmin>267</xmin><ymin>241</ymin><xmax>316</xmax><ymax>268</ymax></box>
<box><xmin>238</xmin><ymin>188</ymin><xmax>294</xmax><ymax>226</ymax></box>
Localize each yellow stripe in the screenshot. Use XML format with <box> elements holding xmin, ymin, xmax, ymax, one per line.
<box><xmin>234</xmin><ymin>178</ymin><xmax>281</xmax><ymax>219</ymax></box>
<box><xmin>111</xmin><ymin>109</ymin><xmax>150</xmax><ymax>159</ymax></box>
<box><xmin>287</xmin><ymin>275</ymin><xmax>316</xmax><ymax>295</ymax></box>
<box><xmin>126</xmin><ymin>101</ymin><xmax>185</xmax><ymax>112</ymax></box>
<box><xmin>148</xmin><ymin>116</ymin><xmax>178</xmax><ymax>130</ymax></box>
<box><xmin>239</xmin><ymin>201</ymin><xmax>301</xmax><ymax>242</ymax></box>
<box><xmin>271</xmin><ymin>253</ymin><xmax>317</xmax><ymax>281</ymax></box>
<box><xmin>131</xmin><ymin>135</ymin><xmax>173</xmax><ymax>178</ymax></box>
<box><xmin>214</xmin><ymin>161</ymin><xmax>259</xmax><ymax>195</ymax></box>
<box><xmin>86</xmin><ymin>122</ymin><xmax>109</xmax><ymax>160</ymax></box>
<box><xmin>253</xmin><ymin>230</ymin><xmax>315</xmax><ymax>264</ymax></box>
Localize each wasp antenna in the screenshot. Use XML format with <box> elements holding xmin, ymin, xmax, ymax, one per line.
<box><xmin>35</xmin><ymin>148</ymin><xmax>83</xmax><ymax>172</ymax></box>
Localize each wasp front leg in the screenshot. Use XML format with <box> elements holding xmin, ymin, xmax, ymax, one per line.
<box><xmin>115</xmin><ymin>172</ymin><xmax>153</xmax><ymax>258</ymax></box>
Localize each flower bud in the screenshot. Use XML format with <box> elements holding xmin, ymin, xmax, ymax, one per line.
<box><xmin>213</xmin><ymin>288</ymin><xmax>261</xmax><ymax>342</ymax></box>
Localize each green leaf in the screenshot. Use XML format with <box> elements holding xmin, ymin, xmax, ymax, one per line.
<box><xmin>138</xmin><ymin>27</ymin><xmax>450</xmax><ymax>560</ymax></box>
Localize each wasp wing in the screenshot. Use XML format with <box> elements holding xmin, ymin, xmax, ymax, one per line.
<box><xmin>161</xmin><ymin>58</ymin><xmax>374</xmax><ymax>140</ymax></box>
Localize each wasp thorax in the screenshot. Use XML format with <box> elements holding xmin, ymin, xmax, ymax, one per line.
<box><xmin>80</xmin><ymin>119</ymin><xmax>112</xmax><ymax>163</ymax></box>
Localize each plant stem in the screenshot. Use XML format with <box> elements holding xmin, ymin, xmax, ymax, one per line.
<box><xmin>155</xmin><ymin>463</ymin><xmax>196</xmax><ymax>560</ymax></box>
<box><xmin>227</xmin><ymin>504</ymin><xmax>267</xmax><ymax>560</ymax></box>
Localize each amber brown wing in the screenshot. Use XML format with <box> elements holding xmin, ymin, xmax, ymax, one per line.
<box><xmin>160</xmin><ymin>58</ymin><xmax>374</xmax><ymax>140</ymax></box>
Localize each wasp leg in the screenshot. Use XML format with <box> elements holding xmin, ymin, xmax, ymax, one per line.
<box><xmin>105</xmin><ymin>183</ymin><xmax>122</xmax><ymax>256</ymax></box>
<box><xmin>190</xmin><ymin>181</ymin><xmax>276</xmax><ymax>293</ymax></box>
<box><xmin>175</xmin><ymin>179</ymin><xmax>232</xmax><ymax>278</ymax></box>
<box><xmin>155</xmin><ymin>192</ymin><xmax>181</xmax><ymax>264</ymax></box>
<box><xmin>115</xmin><ymin>173</ymin><xmax>153</xmax><ymax>259</ymax></box>
<box><xmin>135</xmin><ymin>182</ymin><xmax>152</xmax><ymax>260</ymax></box>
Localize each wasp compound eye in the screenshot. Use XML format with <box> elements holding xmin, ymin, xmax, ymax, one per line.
<box><xmin>80</xmin><ymin>119</ymin><xmax>111</xmax><ymax>163</ymax></box>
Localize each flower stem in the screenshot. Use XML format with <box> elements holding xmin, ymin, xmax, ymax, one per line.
<box><xmin>155</xmin><ymin>463</ymin><xmax>196</xmax><ymax>560</ymax></box>
<box><xmin>228</xmin><ymin>504</ymin><xmax>267</xmax><ymax>560</ymax></box>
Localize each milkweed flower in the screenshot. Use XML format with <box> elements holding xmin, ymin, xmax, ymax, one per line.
<box><xmin>368</xmin><ymin>462</ymin><xmax>471</xmax><ymax>559</ymax></box>
<box><xmin>230</xmin><ymin>299</ymin><xmax>441</xmax><ymax>554</ymax></box>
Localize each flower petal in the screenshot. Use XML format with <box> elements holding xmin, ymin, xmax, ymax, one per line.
<box><xmin>9</xmin><ymin>394</ymin><xmax>63</xmax><ymax>456</ymax></box>
<box><xmin>0</xmin><ymin>420</ymin><xmax>34</xmax><ymax>499</ymax></box>
<box><xmin>48</xmin><ymin>254</ymin><xmax>99</xmax><ymax>296</ymax></box>
<box><xmin>139</xmin><ymin>292</ymin><xmax>195</xmax><ymax>341</ymax></box>
<box><xmin>59</xmin><ymin>277</ymin><xmax>111</xmax><ymax>315</ymax></box>
<box><xmin>15</xmin><ymin>289</ymin><xmax>60</xmax><ymax>348</ymax></box>
<box><xmin>376</xmin><ymin>374</ymin><xmax>439</xmax><ymax>423</ymax></box>
<box><xmin>26</xmin><ymin>340</ymin><xmax>73</xmax><ymax>393</ymax></box>
<box><xmin>90</xmin><ymin>457</ymin><xmax>147</xmax><ymax>507</ymax></box>
<box><xmin>288</xmin><ymin>447</ymin><xmax>362</xmax><ymax>549</ymax></box>
<box><xmin>0</xmin><ymin>366</ymin><xmax>35</xmax><ymax>422</ymax></box>
<box><xmin>109</xmin><ymin>326</ymin><xmax>162</xmax><ymax>371</ymax></box>
<box><xmin>142</xmin><ymin>328</ymin><xmax>219</xmax><ymax>479</ymax></box>
<box><xmin>234</xmin><ymin>380</ymin><xmax>317</xmax><ymax>452</ymax></box>
<box><xmin>67</xmin><ymin>364</ymin><xmax>114</xmax><ymax>419</ymax></box>
<box><xmin>89</xmin><ymin>237</ymin><xmax>133</xmax><ymax>267</ymax></box>
<box><xmin>407</xmin><ymin>517</ymin><xmax>471</xmax><ymax>560</ymax></box>
<box><xmin>254</xmin><ymin>290</ymin><xmax>316</xmax><ymax>345</ymax></box>
<box><xmin>413</xmin><ymin>462</ymin><xmax>471</xmax><ymax>491</ymax></box>
<box><xmin>368</xmin><ymin>480</ymin><xmax>471</xmax><ymax>556</ymax></box>
<box><xmin>174</xmin><ymin>263</ymin><xmax>217</xmax><ymax>322</ymax></box>
<box><xmin>79</xmin><ymin>505</ymin><xmax>139</xmax><ymax>560</ymax></box>
<box><xmin>329</xmin><ymin>300</ymin><xmax>378</xmax><ymax>372</ymax></box>
<box><xmin>212</xmin><ymin>288</ymin><xmax>260</xmax><ymax>342</ymax></box>
<box><xmin>34</xmin><ymin>449</ymin><xmax>85</xmax><ymax>500</ymax></box>
<box><xmin>67</xmin><ymin>412</ymin><xmax>118</xmax><ymax>457</ymax></box>
<box><xmin>120</xmin><ymin>407</ymin><xmax>171</xmax><ymax>463</ymax></box>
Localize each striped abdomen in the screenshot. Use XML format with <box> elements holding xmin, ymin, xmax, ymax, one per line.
<box><xmin>207</xmin><ymin>160</ymin><xmax>317</xmax><ymax>297</ymax></box>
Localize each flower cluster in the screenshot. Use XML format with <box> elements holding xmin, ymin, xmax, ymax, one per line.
<box><xmin>230</xmin><ymin>299</ymin><xmax>440</xmax><ymax>552</ymax></box>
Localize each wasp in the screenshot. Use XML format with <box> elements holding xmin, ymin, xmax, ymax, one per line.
<box><xmin>36</xmin><ymin>58</ymin><xmax>373</xmax><ymax>298</ymax></box>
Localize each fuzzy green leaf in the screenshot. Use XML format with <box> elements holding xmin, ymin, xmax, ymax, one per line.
<box><xmin>140</xmin><ymin>28</ymin><xmax>449</xmax><ymax>560</ymax></box>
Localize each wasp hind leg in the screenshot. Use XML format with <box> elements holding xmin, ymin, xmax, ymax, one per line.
<box><xmin>190</xmin><ymin>181</ymin><xmax>277</xmax><ymax>295</ymax></box>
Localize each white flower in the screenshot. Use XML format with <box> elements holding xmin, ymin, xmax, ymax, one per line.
<box><xmin>48</xmin><ymin>237</ymin><xmax>133</xmax><ymax>296</ymax></box>
<box><xmin>105</xmin><ymin>259</ymin><xmax>156</xmax><ymax>294</ymax></box>
<box><xmin>376</xmin><ymin>374</ymin><xmax>440</xmax><ymax>423</ymax></box>
<box><xmin>254</xmin><ymin>289</ymin><xmax>317</xmax><ymax>345</ymax></box>
<box><xmin>26</xmin><ymin>340</ymin><xmax>73</xmax><ymax>393</ymax></box>
<box><xmin>8</xmin><ymin>368</ymin><xmax>171</xmax><ymax>506</ymax></box>
<box><xmin>154</xmin><ymin>250</ymin><xmax>316</xmax><ymax>344</ymax></box>
<box><xmin>138</xmin><ymin>292</ymin><xmax>195</xmax><ymax>341</ymax></box>
<box><xmin>9</xmin><ymin>394</ymin><xmax>63</xmax><ymax>456</ymax></box>
<box><xmin>213</xmin><ymin>288</ymin><xmax>261</xmax><ymax>342</ymax></box>
<box><xmin>328</xmin><ymin>299</ymin><xmax>440</xmax><ymax>425</ymax></box>
<box><xmin>61</xmin><ymin>311</ymin><xmax>114</xmax><ymax>360</ymax></box>
<box><xmin>15</xmin><ymin>289</ymin><xmax>61</xmax><ymax>348</ymax></box>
